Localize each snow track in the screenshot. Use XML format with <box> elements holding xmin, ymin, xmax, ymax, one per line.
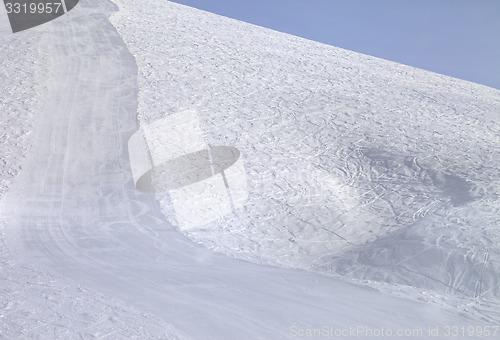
<box><xmin>1</xmin><ymin>0</ymin><xmax>499</xmax><ymax>338</ymax></box>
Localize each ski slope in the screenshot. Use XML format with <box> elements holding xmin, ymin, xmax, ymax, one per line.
<box><xmin>1</xmin><ymin>0</ymin><xmax>499</xmax><ymax>338</ymax></box>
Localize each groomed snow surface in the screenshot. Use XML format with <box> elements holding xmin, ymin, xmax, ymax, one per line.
<box><xmin>1</xmin><ymin>0</ymin><xmax>499</xmax><ymax>339</ymax></box>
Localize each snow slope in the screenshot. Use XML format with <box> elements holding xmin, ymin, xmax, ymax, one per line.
<box><xmin>0</xmin><ymin>2</ymin><xmax>185</xmax><ymax>338</ymax></box>
<box><xmin>0</xmin><ymin>0</ymin><xmax>498</xmax><ymax>338</ymax></box>
<box><xmin>111</xmin><ymin>0</ymin><xmax>500</xmax><ymax>320</ymax></box>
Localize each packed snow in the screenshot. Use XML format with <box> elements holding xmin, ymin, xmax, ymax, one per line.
<box><xmin>1</xmin><ymin>0</ymin><xmax>499</xmax><ymax>338</ymax></box>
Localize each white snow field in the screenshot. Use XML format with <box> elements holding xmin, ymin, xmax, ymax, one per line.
<box><xmin>1</xmin><ymin>0</ymin><xmax>499</xmax><ymax>339</ymax></box>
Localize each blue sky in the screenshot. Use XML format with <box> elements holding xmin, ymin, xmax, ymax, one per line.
<box><xmin>170</xmin><ymin>0</ymin><xmax>500</xmax><ymax>90</ymax></box>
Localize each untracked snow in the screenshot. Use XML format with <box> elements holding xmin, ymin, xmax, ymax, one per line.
<box><xmin>0</xmin><ymin>0</ymin><xmax>499</xmax><ymax>338</ymax></box>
